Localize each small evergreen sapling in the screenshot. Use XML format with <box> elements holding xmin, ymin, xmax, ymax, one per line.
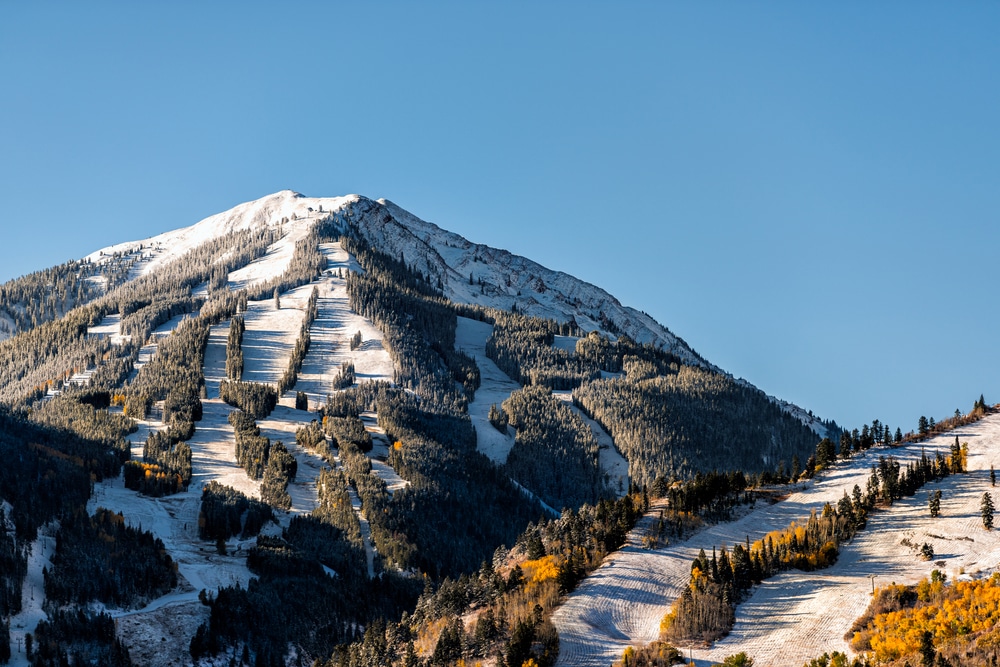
<box><xmin>928</xmin><ymin>489</ymin><xmax>942</xmax><ymax>518</ymax></box>
<box><xmin>982</xmin><ymin>492</ymin><xmax>995</xmax><ymax>531</ymax></box>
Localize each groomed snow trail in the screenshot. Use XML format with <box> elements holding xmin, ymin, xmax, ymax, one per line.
<box><xmin>455</xmin><ymin>317</ymin><xmax>519</xmax><ymax>464</ymax></box>
<box><xmin>7</xmin><ymin>525</ymin><xmax>57</xmax><ymax>667</ymax></box>
<box><xmin>240</xmin><ymin>288</ymin><xmax>306</xmax><ymax>388</ymax></box>
<box><xmin>552</xmin><ymin>414</ymin><xmax>1000</xmax><ymax>667</ymax></box>
<box><xmin>289</xmin><ymin>242</ymin><xmax>393</xmax><ymax>409</ymax></box>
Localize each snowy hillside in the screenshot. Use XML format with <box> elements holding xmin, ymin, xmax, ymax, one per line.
<box><xmin>8</xmin><ymin>187</ymin><xmax>991</xmax><ymax>667</ymax></box>
<box><xmin>84</xmin><ymin>190</ymin><xmax>825</xmax><ymax>433</ymax></box>
<box><xmin>86</xmin><ymin>190</ymin><xmax>705</xmax><ymax>365</ymax></box>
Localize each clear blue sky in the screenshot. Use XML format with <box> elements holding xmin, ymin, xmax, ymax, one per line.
<box><xmin>2</xmin><ymin>2</ymin><xmax>998</xmax><ymax>433</ymax></box>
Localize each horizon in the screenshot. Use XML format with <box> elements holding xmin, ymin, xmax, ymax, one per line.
<box><xmin>2</xmin><ymin>2</ymin><xmax>998</xmax><ymax>433</ymax></box>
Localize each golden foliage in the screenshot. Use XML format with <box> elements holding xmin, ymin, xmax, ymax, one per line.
<box><xmin>854</xmin><ymin>574</ymin><xmax>1000</xmax><ymax>663</ymax></box>
<box><xmin>520</xmin><ymin>555</ymin><xmax>563</xmax><ymax>590</ymax></box>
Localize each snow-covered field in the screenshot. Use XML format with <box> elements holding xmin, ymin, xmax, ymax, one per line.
<box><xmin>553</xmin><ymin>414</ymin><xmax>1000</xmax><ymax>667</ymax></box>
<box><xmin>240</xmin><ymin>290</ymin><xmax>305</xmax><ymax>389</ymax></box>
<box><xmin>86</xmin><ymin>191</ymin><xmax>356</xmax><ymax>284</ymax></box>
<box><xmin>257</xmin><ymin>405</ymin><xmax>327</xmax><ymax>522</ymax></box>
<box><xmin>456</xmin><ymin>316</ymin><xmax>628</xmax><ymax>497</ymax></box>
<box><xmin>87</xmin><ymin>312</ymin><xmax>127</xmax><ymax>344</ymax></box>
<box><xmin>290</xmin><ymin>242</ymin><xmax>393</xmax><ymax>409</ymax></box>
<box><xmin>129</xmin><ymin>313</ymin><xmax>192</xmax><ymax>381</ymax></box>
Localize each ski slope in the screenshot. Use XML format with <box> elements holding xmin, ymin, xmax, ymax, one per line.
<box><xmin>455</xmin><ymin>316</ymin><xmax>520</xmax><ymax>464</ymax></box>
<box><xmin>553</xmin><ymin>414</ymin><xmax>1000</xmax><ymax>667</ymax></box>
<box><xmin>291</xmin><ymin>242</ymin><xmax>394</xmax><ymax>409</ymax></box>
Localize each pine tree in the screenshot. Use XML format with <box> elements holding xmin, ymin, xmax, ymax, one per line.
<box><xmin>929</xmin><ymin>490</ymin><xmax>941</xmax><ymax>518</ymax></box>
<box><xmin>918</xmin><ymin>416</ymin><xmax>929</xmax><ymax>435</ymax></box>
<box><xmin>273</xmin><ymin>288</ymin><xmax>280</xmax><ymax>310</ymax></box>
<box><xmin>981</xmin><ymin>492</ymin><xmax>995</xmax><ymax>531</ymax></box>
<box><xmin>992</xmin><ymin>465</ymin><xmax>996</xmax><ymax>487</ymax></box>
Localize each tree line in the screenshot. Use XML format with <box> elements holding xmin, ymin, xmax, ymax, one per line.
<box><xmin>227</xmin><ymin>409</ymin><xmax>297</xmax><ymax>509</ymax></box>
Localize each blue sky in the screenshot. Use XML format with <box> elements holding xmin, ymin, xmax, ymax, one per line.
<box><xmin>2</xmin><ymin>2</ymin><xmax>998</xmax><ymax>433</ymax></box>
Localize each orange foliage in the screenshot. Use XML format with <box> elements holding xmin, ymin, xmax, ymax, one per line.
<box><xmin>520</xmin><ymin>555</ymin><xmax>563</xmax><ymax>591</ymax></box>
<box><xmin>857</xmin><ymin>575</ymin><xmax>1000</xmax><ymax>663</ymax></box>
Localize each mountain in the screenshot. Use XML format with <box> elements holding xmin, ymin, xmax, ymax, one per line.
<box><xmin>0</xmin><ymin>190</ymin><xmax>832</xmax><ymax>666</ymax></box>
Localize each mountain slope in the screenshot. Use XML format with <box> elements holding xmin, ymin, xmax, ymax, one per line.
<box><xmin>84</xmin><ymin>190</ymin><xmax>706</xmax><ymax>367</ymax></box>
<box><xmin>0</xmin><ymin>189</ymin><xmax>833</xmax><ymax>666</ymax></box>
<box><xmin>82</xmin><ymin>191</ymin><xmax>827</xmax><ymax>433</ymax></box>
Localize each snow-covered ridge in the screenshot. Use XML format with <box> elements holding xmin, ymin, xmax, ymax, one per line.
<box><xmin>83</xmin><ymin>190</ymin><xmax>822</xmax><ymax>428</ymax></box>
<box><xmin>86</xmin><ymin>190</ymin><xmax>358</xmax><ymax>281</ymax></box>
<box><xmin>348</xmin><ymin>197</ymin><xmax>711</xmax><ymax>369</ymax></box>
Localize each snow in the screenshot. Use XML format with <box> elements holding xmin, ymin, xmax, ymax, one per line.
<box><xmin>85</xmin><ymin>191</ymin><xmax>357</xmax><ymax>283</ymax></box>
<box><xmin>6</xmin><ymin>188</ymin><xmax>855</xmax><ymax>660</ymax></box>
<box><xmin>455</xmin><ymin>317</ymin><xmax>628</xmax><ymax>500</ymax></box>
<box><xmin>362</xmin><ymin>197</ymin><xmax>707</xmax><ymax>369</ymax></box>
<box><xmin>289</xmin><ymin>242</ymin><xmax>394</xmax><ymax>409</ymax></box>
<box><xmin>552</xmin><ymin>414</ymin><xmax>1000</xmax><ymax>667</ymax></box>
<box><xmin>370</xmin><ymin>458</ymin><xmax>409</xmax><ymax>496</ymax></box>
<box><xmin>87</xmin><ymin>312</ymin><xmax>128</xmax><ymax>345</ymax></box>
<box><xmin>239</xmin><ymin>290</ymin><xmax>306</xmax><ymax>389</ymax></box>
<box><xmin>72</xmin><ymin>189</ymin><xmax>822</xmax><ymax>430</ymax></box>
<box><xmin>115</xmin><ymin>601</ymin><xmax>209</xmax><ymax>667</ymax></box>
<box><xmin>128</xmin><ymin>313</ymin><xmax>192</xmax><ymax>382</ymax></box>
<box><xmin>256</xmin><ymin>405</ymin><xmax>328</xmax><ymax>523</ymax></box>
<box><xmin>455</xmin><ymin>316</ymin><xmax>519</xmax><ymax>464</ymax></box>
<box><xmin>552</xmin><ymin>335</ymin><xmax>580</xmax><ymax>353</ymax></box>
<box><xmin>331</xmin><ymin>452</ymin><xmax>378</xmax><ymax>579</ymax></box>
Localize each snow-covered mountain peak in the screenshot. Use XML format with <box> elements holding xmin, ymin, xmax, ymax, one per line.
<box><xmin>86</xmin><ymin>191</ymin><xmax>359</xmax><ymax>280</ymax></box>
<box><xmin>76</xmin><ymin>189</ymin><xmax>826</xmax><ymax>433</ymax></box>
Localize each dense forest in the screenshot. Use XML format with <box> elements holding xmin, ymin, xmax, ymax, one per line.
<box><xmin>44</xmin><ymin>508</ymin><xmax>178</xmax><ymax>608</ymax></box>
<box><xmin>27</xmin><ymin>610</ymin><xmax>135</xmax><ymax>667</ymax></box>
<box><xmin>322</xmin><ymin>492</ymin><xmax>646</xmax><ymax>667</ymax></box>
<box><xmin>0</xmin><ymin>225</ymin><xmax>274</xmax><ymax>407</ymax></box>
<box><xmin>198</xmin><ymin>481</ymin><xmax>275</xmax><ymax>541</ymax></box>
<box><xmin>0</xmin><ymin>242</ymin><xmax>168</xmax><ymax>340</ymax></box>
<box><xmin>478</xmin><ymin>304</ymin><xmax>825</xmax><ymax>487</ymax></box>
<box><xmin>502</xmin><ymin>385</ymin><xmax>608</xmax><ymax>509</ymax></box>
<box><xmin>574</xmin><ymin>364</ymin><xmax>821</xmax><ymax>487</ymax></box>
<box><xmin>844</xmin><ymin>571</ymin><xmax>999</xmax><ymax>667</ymax></box>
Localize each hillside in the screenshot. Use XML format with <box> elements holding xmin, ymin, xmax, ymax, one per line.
<box><xmin>0</xmin><ymin>190</ymin><xmax>835</xmax><ymax>665</ymax></box>
<box><xmin>554</xmin><ymin>412</ymin><xmax>1000</xmax><ymax>667</ymax></box>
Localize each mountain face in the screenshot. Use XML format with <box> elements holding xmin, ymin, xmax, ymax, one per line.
<box><xmin>82</xmin><ymin>190</ymin><xmax>707</xmax><ymax>365</ymax></box>
<box><xmin>0</xmin><ymin>190</ymin><xmax>828</xmax><ymax>666</ymax></box>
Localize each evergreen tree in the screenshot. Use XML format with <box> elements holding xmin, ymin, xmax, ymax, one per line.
<box><xmin>981</xmin><ymin>492</ymin><xmax>995</xmax><ymax>531</ymax></box>
<box><xmin>273</xmin><ymin>288</ymin><xmax>281</xmax><ymax>310</ymax></box>
<box><xmin>918</xmin><ymin>416</ymin><xmax>929</xmax><ymax>435</ymax></box>
<box><xmin>992</xmin><ymin>465</ymin><xmax>996</xmax><ymax>487</ymax></box>
<box><xmin>928</xmin><ymin>490</ymin><xmax>941</xmax><ymax>518</ymax></box>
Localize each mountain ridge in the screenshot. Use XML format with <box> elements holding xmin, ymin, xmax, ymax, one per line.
<box><xmin>81</xmin><ymin>190</ymin><xmax>827</xmax><ymax>434</ymax></box>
